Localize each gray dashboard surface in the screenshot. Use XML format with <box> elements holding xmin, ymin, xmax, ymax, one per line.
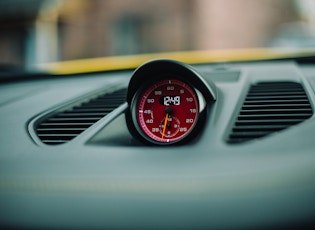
<box><xmin>1</xmin><ymin>61</ymin><xmax>315</xmax><ymax>229</ymax></box>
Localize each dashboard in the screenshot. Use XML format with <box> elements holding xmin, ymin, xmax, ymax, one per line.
<box><xmin>1</xmin><ymin>57</ymin><xmax>315</xmax><ymax>229</ymax></box>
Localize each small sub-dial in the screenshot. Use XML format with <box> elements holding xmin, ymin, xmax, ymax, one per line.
<box><xmin>159</xmin><ymin>112</ymin><xmax>180</xmax><ymax>139</ymax></box>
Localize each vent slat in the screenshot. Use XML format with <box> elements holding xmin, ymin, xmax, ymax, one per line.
<box><xmin>242</xmin><ymin>104</ymin><xmax>311</xmax><ymax>110</ymax></box>
<box><xmin>249</xmin><ymin>86</ymin><xmax>304</xmax><ymax>92</ymax></box>
<box><xmin>67</xmin><ymin>108</ymin><xmax>115</xmax><ymax>112</ymax></box>
<box><xmin>37</xmin><ymin>134</ymin><xmax>79</xmax><ymax>141</ymax></box>
<box><xmin>247</xmin><ymin>92</ymin><xmax>306</xmax><ymax>96</ymax></box>
<box><xmin>240</xmin><ymin>109</ymin><xmax>312</xmax><ymax>115</ymax></box>
<box><xmin>245</xmin><ymin>95</ymin><xmax>307</xmax><ymax>100</ymax></box>
<box><xmin>55</xmin><ymin>113</ymin><xmax>109</xmax><ymax>117</ymax></box>
<box><xmin>38</xmin><ymin>134</ymin><xmax>79</xmax><ymax>137</ymax></box>
<box><xmin>42</xmin><ymin>140</ymin><xmax>69</xmax><ymax>145</ymax></box>
<box><xmin>228</xmin><ymin>82</ymin><xmax>313</xmax><ymax>144</ymax></box>
<box><xmin>47</xmin><ymin>117</ymin><xmax>102</xmax><ymax>121</ymax></box>
<box><xmin>37</xmin><ymin>128</ymin><xmax>86</xmax><ymax>134</ymax></box>
<box><xmin>87</xmin><ymin>98</ymin><xmax>126</xmax><ymax>103</ymax></box>
<box><xmin>244</xmin><ymin>99</ymin><xmax>309</xmax><ymax>105</ymax></box>
<box><xmin>35</xmin><ymin>88</ymin><xmax>127</xmax><ymax>145</ymax></box>
<box><xmin>233</xmin><ymin>125</ymin><xmax>288</xmax><ymax>131</ymax></box>
<box><xmin>235</xmin><ymin>119</ymin><xmax>304</xmax><ymax>125</ymax></box>
<box><xmin>73</xmin><ymin>104</ymin><xmax>122</xmax><ymax>109</ymax></box>
<box><xmin>38</xmin><ymin>122</ymin><xmax>94</xmax><ymax>127</ymax></box>
<box><xmin>237</xmin><ymin>114</ymin><xmax>312</xmax><ymax>120</ymax></box>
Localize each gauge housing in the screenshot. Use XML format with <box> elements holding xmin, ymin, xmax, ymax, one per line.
<box><xmin>126</xmin><ymin>59</ymin><xmax>217</xmax><ymax>145</ymax></box>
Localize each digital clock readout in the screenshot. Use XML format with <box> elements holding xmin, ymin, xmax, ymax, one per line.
<box><xmin>160</xmin><ymin>96</ymin><xmax>181</xmax><ymax>106</ymax></box>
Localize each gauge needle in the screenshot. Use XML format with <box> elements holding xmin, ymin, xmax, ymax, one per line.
<box><xmin>162</xmin><ymin>113</ymin><xmax>169</xmax><ymax>139</ymax></box>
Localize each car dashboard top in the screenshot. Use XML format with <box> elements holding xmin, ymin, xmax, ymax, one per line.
<box><xmin>1</xmin><ymin>58</ymin><xmax>315</xmax><ymax>229</ymax></box>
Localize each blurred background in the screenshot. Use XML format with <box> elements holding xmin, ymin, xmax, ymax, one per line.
<box><xmin>0</xmin><ymin>0</ymin><xmax>315</xmax><ymax>70</ymax></box>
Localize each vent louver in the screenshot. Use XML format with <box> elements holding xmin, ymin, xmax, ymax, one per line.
<box><xmin>36</xmin><ymin>88</ymin><xmax>127</xmax><ymax>145</ymax></box>
<box><xmin>228</xmin><ymin>82</ymin><xmax>313</xmax><ymax>144</ymax></box>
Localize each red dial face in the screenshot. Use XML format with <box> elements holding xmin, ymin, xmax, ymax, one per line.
<box><xmin>137</xmin><ymin>79</ymin><xmax>199</xmax><ymax>144</ymax></box>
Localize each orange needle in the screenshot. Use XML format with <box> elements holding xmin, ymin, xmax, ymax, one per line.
<box><xmin>162</xmin><ymin>113</ymin><xmax>169</xmax><ymax>139</ymax></box>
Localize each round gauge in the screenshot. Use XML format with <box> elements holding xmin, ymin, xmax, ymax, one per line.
<box><xmin>126</xmin><ymin>59</ymin><xmax>217</xmax><ymax>145</ymax></box>
<box><xmin>135</xmin><ymin>79</ymin><xmax>199</xmax><ymax>144</ymax></box>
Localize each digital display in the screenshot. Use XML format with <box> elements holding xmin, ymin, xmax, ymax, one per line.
<box><xmin>160</xmin><ymin>96</ymin><xmax>181</xmax><ymax>106</ymax></box>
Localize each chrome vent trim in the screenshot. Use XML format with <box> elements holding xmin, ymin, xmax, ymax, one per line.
<box><xmin>35</xmin><ymin>88</ymin><xmax>127</xmax><ymax>145</ymax></box>
<box><xmin>227</xmin><ymin>82</ymin><xmax>313</xmax><ymax>144</ymax></box>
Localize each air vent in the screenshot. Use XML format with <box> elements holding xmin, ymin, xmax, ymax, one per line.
<box><xmin>35</xmin><ymin>88</ymin><xmax>127</xmax><ymax>145</ymax></box>
<box><xmin>228</xmin><ymin>82</ymin><xmax>313</xmax><ymax>144</ymax></box>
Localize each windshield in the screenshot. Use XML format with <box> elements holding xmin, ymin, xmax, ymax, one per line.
<box><xmin>0</xmin><ymin>0</ymin><xmax>315</xmax><ymax>70</ymax></box>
